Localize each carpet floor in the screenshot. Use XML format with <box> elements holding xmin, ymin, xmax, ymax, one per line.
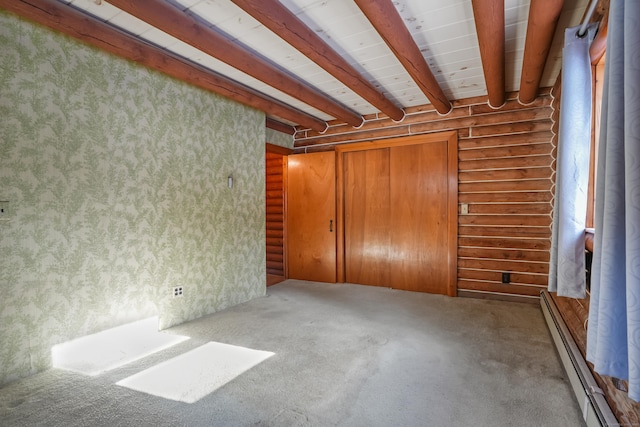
<box><xmin>0</xmin><ymin>280</ymin><xmax>584</xmax><ymax>426</ymax></box>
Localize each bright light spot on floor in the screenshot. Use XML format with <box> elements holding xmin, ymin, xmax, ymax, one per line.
<box><xmin>116</xmin><ymin>342</ymin><xmax>275</xmax><ymax>403</ymax></box>
<box><xmin>51</xmin><ymin>317</ymin><xmax>189</xmax><ymax>376</ymax></box>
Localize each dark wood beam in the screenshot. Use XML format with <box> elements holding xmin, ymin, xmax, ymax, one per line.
<box><xmin>354</xmin><ymin>0</ymin><xmax>452</xmax><ymax>115</ymax></box>
<box><xmin>0</xmin><ymin>0</ymin><xmax>328</xmax><ymax>132</ymax></box>
<box><xmin>230</xmin><ymin>0</ymin><xmax>405</xmax><ymax>122</ymax></box>
<box><xmin>471</xmin><ymin>0</ymin><xmax>506</xmax><ymax>108</ymax></box>
<box><xmin>106</xmin><ymin>0</ymin><xmax>363</xmax><ymax>128</ymax></box>
<box><xmin>518</xmin><ymin>0</ymin><xmax>564</xmax><ymax>105</ymax></box>
<box><xmin>266</xmin><ymin>118</ymin><xmax>295</xmax><ymax>135</ymax></box>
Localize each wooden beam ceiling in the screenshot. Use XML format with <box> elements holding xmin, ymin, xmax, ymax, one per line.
<box><xmin>354</xmin><ymin>0</ymin><xmax>452</xmax><ymax>116</ymax></box>
<box><xmin>230</xmin><ymin>0</ymin><xmax>405</xmax><ymax>122</ymax></box>
<box><xmin>518</xmin><ymin>0</ymin><xmax>564</xmax><ymax>105</ymax></box>
<box><xmin>0</xmin><ymin>0</ymin><xmax>328</xmax><ymax>132</ymax></box>
<box><xmin>106</xmin><ymin>0</ymin><xmax>364</xmax><ymax>128</ymax></box>
<box><xmin>471</xmin><ymin>0</ymin><xmax>506</xmax><ymax>108</ymax></box>
<box><xmin>266</xmin><ymin>118</ymin><xmax>295</xmax><ymax>135</ymax></box>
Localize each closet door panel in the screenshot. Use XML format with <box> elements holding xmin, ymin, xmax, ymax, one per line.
<box><xmin>389</xmin><ymin>141</ymin><xmax>449</xmax><ymax>294</ymax></box>
<box><xmin>287</xmin><ymin>152</ymin><xmax>336</xmax><ymax>283</ymax></box>
<box><xmin>344</xmin><ymin>148</ymin><xmax>391</xmax><ymax>287</ymax></box>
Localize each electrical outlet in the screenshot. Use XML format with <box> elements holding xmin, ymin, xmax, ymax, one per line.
<box><xmin>0</xmin><ymin>201</ymin><xmax>8</xmax><ymax>221</ymax></box>
<box><xmin>173</xmin><ymin>286</ymin><xmax>184</xmax><ymax>298</ymax></box>
<box><xmin>502</xmin><ymin>272</ymin><xmax>511</xmax><ymax>284</ymax></box>
<box><xmin>460</xmin><ymin>203</ymin><xmax>469</xmax><ymax>215</ymax></box>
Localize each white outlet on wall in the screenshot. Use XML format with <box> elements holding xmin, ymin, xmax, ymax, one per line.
<box><xmin>173</xmin><ymin>286</ymin><xmax>184</xmax><ymax>298</ymax></box>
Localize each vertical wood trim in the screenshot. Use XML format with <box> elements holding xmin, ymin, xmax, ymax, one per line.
<box><xmin>447</xmin><ymin>131</ymin><xmax>459</xmax><ymax>296</ymax></box>
<box><xmin>336</xmin><ymin>149</ymin><xmax>345</xmax><ymax>283</ymax></box>
<box><xmin>587</xmin><ymin>65</ymin><xmax>597</xmax><ymax>229</ymax></box>
<box><xmin>283</xmin><ymin>154</ymin><xmax>289</xmax><ymax>279</ymax></box>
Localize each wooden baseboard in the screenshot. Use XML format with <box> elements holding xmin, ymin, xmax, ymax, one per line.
<box><xmin>457</xmin><ymin>289</ymin><xmax>539</xmax><ymax>304</ymax></box>
<box><xmin>267</xmin><ymin>274</ymin><xmax>286</xmax><ymax>287</ymax></box>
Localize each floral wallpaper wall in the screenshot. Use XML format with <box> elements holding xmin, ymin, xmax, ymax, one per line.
<box><xmin>266</xmin><ymin>127</ymin><xmax>294</xmax><ymax>149</ymax></box>
<box><xmin>0</xmin><ymin>12</ymin><xmax>266</xmax><ymax>386</ymax></box>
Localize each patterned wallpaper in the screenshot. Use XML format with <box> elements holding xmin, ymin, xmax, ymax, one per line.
<box><xmin>0</xmin><ymin>12</ymin><xmax>266</xmax><ymax>386</ymax></box>
<box><xmin>266</xmin><ymin>127</ymin><xmax>294</xmax><ymax>149</ymax></box>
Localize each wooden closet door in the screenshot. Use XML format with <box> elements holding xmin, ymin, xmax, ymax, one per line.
<box><xmin>287</xmin><ymin>151</ymin><xmax>336</xmax><ymax>283</ymax></box>
<box><xmin>390</xmin><ymin>141</ymin><xmax>449</xmax><ymax>294</ymax></box>
<box><xmin>344</xmin><ymin>148</ymin><xmax>391</xmax><ymax>287</ymax></box>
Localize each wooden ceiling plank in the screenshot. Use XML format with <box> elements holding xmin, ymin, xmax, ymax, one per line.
<box><xmin>266</xmin><ymin>118</ymin><xmax>295</xmax><ymax>135</ymax></box>
<box><xmin>471</xmin><ymin>0</ymin><xmax>506</xmax><ymax>108</ymax></box>
<box><xmin>353</xmin><ymin>0</ymin><xmax>452</xmax><ymax>115</ymax></box>
<box><xmin>518</xmin><ymin>0</ymin><xmax>564</xmax><ymax>105</ymax></box>
<box><xmin>0</xmin><ymin>0</ymin><xmax>328</xmax><ymax>132</ymax></box>
<box><xmin>230</xmin><ymin>0</ymin><xmax>405</xmax><ymax>122</ymax></box>
<box><xmin>106</xmin><ymin>0</ymin><xmax>363</xmax><ymax>128</ymax></box>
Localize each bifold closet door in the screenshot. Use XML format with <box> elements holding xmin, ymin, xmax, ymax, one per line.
<box><xmin>344</xmin><ymin>148</ymin><xmax>391</xmax><ymax>287</ymax></box>
<box><xmin>287</xmin><ymin>151</ymin><xmax>336</xmax><ymax>283</ymax></box>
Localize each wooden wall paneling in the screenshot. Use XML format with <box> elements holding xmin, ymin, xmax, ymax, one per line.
<box><xmin>287</xmin><ymin>151</ymin><xmax>337</xmax><ymax>283</ymax></box>
<box><xmin>458</xmin><ymin>131</ymin><xmax>553</xmax><ymax>149</ymax></box>
<box><xmin>465</xmin><ymin>203</ymin><xmax>551</xmax><ymax>215</ymax></box>
<box><xmin>457</xmin><ymin>258</ymin><xmax>549</xmax><ymax>274</ymax></box>
<box><xmin>344</xmin><ymin>148</ymin><xmax>391</xmax><ymax>287</ymax></box>
<box><xmin>457</xmin><ymin>281</ymin><xmax>544</xmax><ymax>297</ymax></box>
<box><xmin>266</xmin><ymin>143</ymin><xmax>292</xmax><ymax>286</ymax></box>
<box><xmin>458</xmin><ymin>236</ymin><xmax>551</xmax><ymax>250</ymax></box>
<box><xmin>459</xmin><ymin>179</ymin><xmax>551</xmax><ymax>192</ymax></box>
<box><xmin>300</xmin><ymin>92</ymin><xmax>553</xmax><ymax>300</ymax></box>
<box><xmin>459</xmin><ymin>269</ymin><xmax>549</xmax><ymax>285</ymax></box>
<box><xmin>459</xmin><ymin>225</ymin><xmax>550</xmax><ymax>238</ymax></box>
<box><xmin>469</xmin><ymin>119</ymin><xmax>552</xmax><ymax>137</ymax></box>
<box><xmin>459</xmin><ymin>166</ymin><xmax>553</xmax><ymax>182</ymax></box>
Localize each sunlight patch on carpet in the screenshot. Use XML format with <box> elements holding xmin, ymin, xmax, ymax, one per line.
<box><xmin>52</xmin><ymin>317</ymin><xmax>189</xmax><ymax>376</ymax></box>
<box><xmin>116</xmin><ymin>342</ymin><xmax>275</xmax><ymax>403</ymax></box>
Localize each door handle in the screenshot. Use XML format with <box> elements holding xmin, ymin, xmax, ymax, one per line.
<box><xmin>329</xmin><ymin>219</ymin><xmax>333</xmax><ymax>232</ymax></box>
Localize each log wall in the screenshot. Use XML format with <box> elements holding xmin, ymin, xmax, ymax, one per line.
<box><xmin>266</xmin><ymin>144</ymin><xmax>291</xmax><ymax>285</ymax></box>
<box><xmin>294</xmin><ymin>90</ymin><xmax>554</xmax><ymax>301</ymax></box>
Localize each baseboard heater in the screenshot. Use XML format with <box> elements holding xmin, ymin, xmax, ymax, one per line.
<box><xmin>540</xmin><ymin>291</ymin><xmax>618</xmax><ymax>426</ymax></box>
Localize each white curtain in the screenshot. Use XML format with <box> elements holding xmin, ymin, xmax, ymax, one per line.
<box><xmin>586</xmin><ymin>0</ymin><xmax>640</xmax><ymax>402</ymax></box>
<box><xmin>548</xmin><ymin>24</ymin><xmax>596</xmax><ymax>298</ymax></box>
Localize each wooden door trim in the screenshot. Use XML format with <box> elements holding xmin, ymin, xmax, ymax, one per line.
<box><xmin>335</xmin><ymin>132</ymin><xmax>458</xmax><ymax>296</ymax></box>
<box><xmin>446</xmin><ymin>132</ymin><xmax>459</xmax><ymax>297</ymax></box>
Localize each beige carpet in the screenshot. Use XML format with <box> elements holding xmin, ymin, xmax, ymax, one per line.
<box><xmin>0</xmin><ymin>280</ymin><xmax>584</xmax><ymax>426</ymax></box>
